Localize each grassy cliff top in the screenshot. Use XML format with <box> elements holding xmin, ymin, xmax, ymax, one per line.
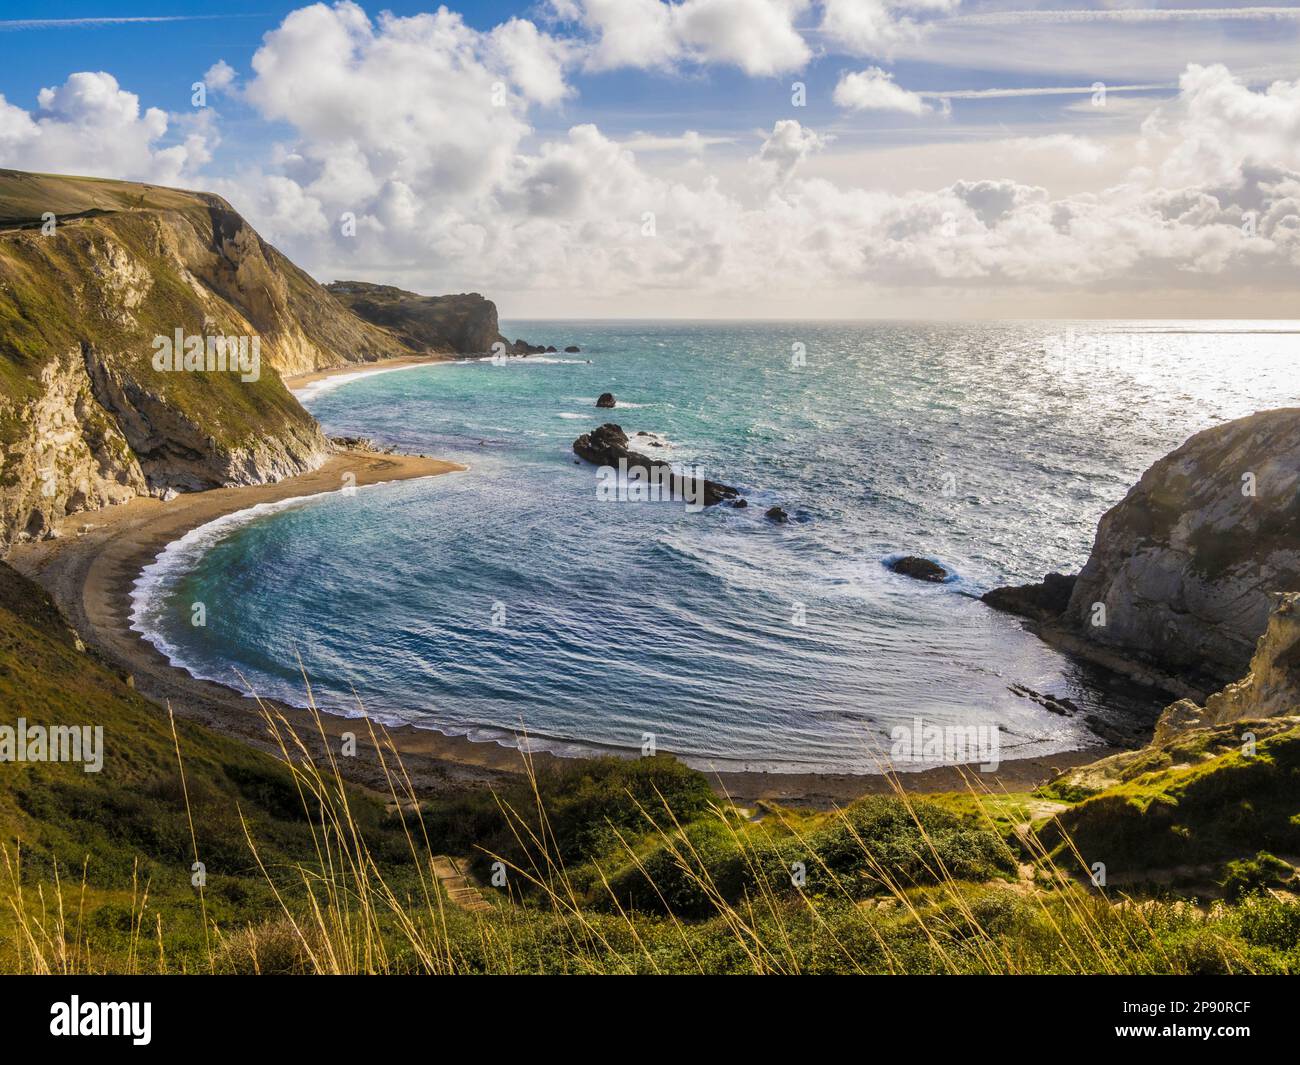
<box><xmin>0</xmin><ymin>169</ymin><xmax>221</xmax><ymax>229</ymax></box>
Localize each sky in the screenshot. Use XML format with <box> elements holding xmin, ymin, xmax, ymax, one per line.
<box><xmin>2</xmin><ymin>2</ymin><xmax>1300</xmax><ymax>318</ymax></box>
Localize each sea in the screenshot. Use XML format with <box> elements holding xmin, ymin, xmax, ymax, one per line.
<box><xmin>128</xmin><ymin>321</ymin><xmax>1300</xmax><ymax>773</ymax></box>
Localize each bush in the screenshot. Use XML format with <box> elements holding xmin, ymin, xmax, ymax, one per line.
<box><xmin>214</xmin><ymin>917</ymin><xmax>319</xmax><ymax>975</ymax></box>
<box><xmin>1237</xmin><ymin>895</ymin><xmax>1300</xmax><ymax>950</ymax></box>
<box><xmin>1221</xmin><ymin>851</ymin><xmax>1294</xmax><ymax>901</ymax></box>
<box><xmin>803</xmin><ymin>796</ymin><xmax>1017</xmax><ymax>897</ymax></box>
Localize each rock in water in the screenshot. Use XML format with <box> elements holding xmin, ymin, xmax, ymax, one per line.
<box><xmin>889</xmin><ymin>556</ymin><xmax>947</xmax><ymax>582</ymax></box>
<box><xmin>564</xmin><ymin>345</ymin><xmax>581</xmax><ymax>353</ymax></box>
<box><xmin>572</xmin><ymin>423</ymin><xmax>738</xmax><ymax>506</ymax></box>
<box><xmin>983</xmin><ymin>572</ymin><xmax>1076</xmax><ymax>620</ymax></box>
<box><xmin>596</xmin><ymin>392</ymin><xmax>616</xmax><ymax>408</ymax></box>
<box><xmin>1066</xmin><ymin>408</ymin><xmax>1300</xmax><ymax>685</ymax></box>
<box><xmin>766</xmin><ymin>506</ymin><xmax>789</xmax><ymax>523</ymax></box>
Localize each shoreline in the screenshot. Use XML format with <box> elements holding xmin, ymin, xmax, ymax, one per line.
<box><xmin>8</xmin><ymin>445</ymin><xmax>1132</xmax><ymax>807</ymax></box>
<box><xmin>282</xmin><ymin>354</ymin><xmax>455</xmax><ymax>392</ymax></box>
<box><xmin>7</xmin><ymin>361</ymin><xmax>1139</xmax><ymax>807</ymax></box>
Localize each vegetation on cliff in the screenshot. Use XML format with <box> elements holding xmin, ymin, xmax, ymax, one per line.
<box><xmin>326</xmin><ymin>281</ymin><xmax>509</xmax><ymax>355</ymax></box>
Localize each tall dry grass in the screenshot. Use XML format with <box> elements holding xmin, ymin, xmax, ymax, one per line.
<box><xmin>1</xmin><ymin>686</ymin><xmax>1259</xmax><ymax>975</ymax></box>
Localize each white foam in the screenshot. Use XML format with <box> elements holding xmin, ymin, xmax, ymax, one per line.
<box><xmin>128</xmin><ymin>478</ymin><xmax>433</xmax><ymax>678</ymax></box>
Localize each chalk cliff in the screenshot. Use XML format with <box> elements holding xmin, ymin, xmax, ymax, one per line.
<box><xmin>986</xmin><ymin>409</ymin><xmax>1300</xmax><ymax>692</ymax></box>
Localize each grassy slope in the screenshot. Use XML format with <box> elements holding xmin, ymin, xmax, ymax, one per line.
<box><xmin>1038</xmin><ymin>718</ymin><xmax>1300</xmax><ymax>886</ymax></box>
<box><xmin>1</xmin><ymin>562</ymin><xmax>1297</xmax><ymax>973</ymax></box>
<box><xmin>0</xmin><ymin>562</ymin><xmax>416</xmax><ymax>971</ymax></box>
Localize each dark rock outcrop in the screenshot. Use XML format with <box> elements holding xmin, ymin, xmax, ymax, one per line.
<box><xmin>327</xmin><ymin>281</ymin><xmax>508</xmax><ymax>354</ymax></box>
<box><xmin>596</xmin><ymin>392</ymin><xmax>616</xmax><ymax>408</ymax></box>
<box><xmin>565</xmin><ymin>345</ymin><xmax>580</xmax><ymax>353</ymax></box>
<box><xmin>889</xmin><ymin>556</ymin><xmax>947</xmax><ymax>582</ymax></box>
<box><xmin>572</xmin><ymin>423</ymin><xmax>738</xmax><ymax>506</ymax></box>
<box><xmin>983</xmin><ymin>572</ymin><xmax>1077</xmax><ymax>621</ymax></box>
<box><xmin>766</xmin><ymin>506</ymin><xmax>789</xmax><ymax>523</ymax></box>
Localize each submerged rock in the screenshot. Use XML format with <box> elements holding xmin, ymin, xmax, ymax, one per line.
<box><xmin>765</xmin><ymin>506</ymin><xmax>789</xmax><ymax>523</ymax></box>
<box><xmin>596</xmin><ymin>392</ymin><xmax>616</xmax><ymax>408</ymax></box>
<box><xmin>889</xmin><ymin>556</ymin><xmax>947</xmax><ymax>582</ymax></box>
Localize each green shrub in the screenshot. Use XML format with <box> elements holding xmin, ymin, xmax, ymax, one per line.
<box><xmin>1221</xmin><ymin>851</ymin><xmax>1294</xmax><ymax>901</ymax></box>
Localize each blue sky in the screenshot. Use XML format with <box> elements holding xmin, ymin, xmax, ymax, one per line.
<box><xmin>3</xmin><ymin>2</ymin><xmax>1300</xmax><ymax>316</ymax></box>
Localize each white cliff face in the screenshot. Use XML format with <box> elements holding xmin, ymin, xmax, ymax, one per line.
<box><xmin>1154</xmin><ymin>592</ymin><xmax>1300</xmax><ymax>743</ymax></box>
<box><xmin>1068</xmin><ymin>409</ymin><xmax>1300</xmax><ymax>687</ymax></box>
<box><xmin>0</xmin><ymin>349</ymin><xmax>149</xmax><ymax>542</ymax></box>
<box><xmin>0</xmin><ymin>171</ymin><xmax>413</xmax><ymax>548</ymax></box>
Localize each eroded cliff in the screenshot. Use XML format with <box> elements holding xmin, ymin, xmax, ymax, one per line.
<box><xmin>326</xmin><ymin>281</ymin><xmax>508</xmax><ymax>354</ymax></box>
<box><xmin>987</xmin><ymin>409</ymin><xmax>1300</xmax><ymax>691</ymax></box>
<box><xmin>0</xmin><ymin>169</ymin><xmax>410</xmax><ymax>545</ymax></box>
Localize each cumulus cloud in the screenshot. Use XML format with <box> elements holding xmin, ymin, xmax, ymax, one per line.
<box><xmin>833</xmin><ymin>67</ymin><xmax>936</xmax><ymax>114</ymax></box>
<box><xmin>1144</xmin><ymin>64</ymin><xmax>1300</xmax><ymax>186</ymax></box>
<box><xmin>204</xmin><ymin>60</ymin><xmax>238</xmax><ymax>94</ymax></box>
<box><xmin>22</xmin><ymin>2</ymin><xmax>1291</xmax><ymax>311</ymax></box>
<box><xmin>753</xmin><ymin>119</ymin><xmax>829</xmax><ymax>183</ymax></box>
<box><xmin>218</xmin><ymin>4</ymin><xmax>1300</xmax><ymax>307</ymax></box>
<box><xmin>554</xmin><ymin>0</ymin><xmax>811</xmax><ymax>74</ymax></box>
<box><xmin>820</xmin><ymin>0</ymin><xmax>960</xmax><ymax>56</ymax></box>
<box><xmin>0</xmin><ymin>71</ymin><xmax>209</xmax><ymax>183</ymax></box>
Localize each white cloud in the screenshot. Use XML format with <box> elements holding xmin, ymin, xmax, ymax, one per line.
<box><xmin>204</xmin><ymin>60</ymin><xmax>237</xmax><ymax>93</ymax></box>
<box><xmin>820</xmin><ymin>0</ymin><xmax>960</xmax><ymax>56</ymax></box>
<box><xmin>674</xmin><ymin>0</ymin><xmax>811</xmax><ymax>76</ymax></box>
<box><xmin>555</xmin><ymin>0</ymin><xmax>811</xmax><ymax>74</ymax></box>
<box><xmin>221</xmin><ymin>18</ymin><xmax>1300</xmax><ymax>311</ymax></box>
<box><xmin>1145</xmin><ymin>64</ymin><xmax>1300</xmax><ymax>186</ymax></box>
<box><xmin>1004</xmin><ymin>134</ymin><xmax>1107</xmax><ymax>166</ymax></box>
<box><xmin>0</xmin><ymin>71</ymin><xmax>208</xmax><ymax>183</ymax></box>
<box><xmin>953</xmin><ymin>7</ymin><xmax>1300</xmax><ymax>26</ymax></box>
<box><xmin>621</xmin><ymin>130</ymin><xmax>734</xmax><ymax>152</ymax></box>
<box><xmin>753</xmin><ymin>119</ymin><xmax>829</xmax><ymax>183</ymax></box>
<box><xmin>488</xmin><ymin>17</ymin><xmax>575</xmax><ymax>106</ymax></box>
<box><xmin>17</xmin><ymin>3</ymin><xmax>1296</xmax><ymax>315</ymax></box>
<box><xmin>834</xmin><ymin>67</ymin><xmax>935</xmax><ymax>114</ymax></box>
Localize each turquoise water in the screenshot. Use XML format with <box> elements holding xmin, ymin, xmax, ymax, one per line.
<box><xmin>130</xmin><ymin>322</ymin><xmax>1300</xmax><ymax>772</ymax></box>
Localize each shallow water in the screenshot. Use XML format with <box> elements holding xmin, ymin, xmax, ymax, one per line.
<box><xmin>130</xmin><ymin>321</ymin><xmax>1300</xmax><ymax>772</ymax></box>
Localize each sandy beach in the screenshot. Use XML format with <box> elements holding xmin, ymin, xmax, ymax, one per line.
<box><xmin>8</xmin><ymin>370</ymin><xmax>1131</xmax><ymax>808</ymax></box>
<box><xmin>283</xmin><ymin>354</ymin><xmax>452</xmax><ymax>392</ymax></box>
